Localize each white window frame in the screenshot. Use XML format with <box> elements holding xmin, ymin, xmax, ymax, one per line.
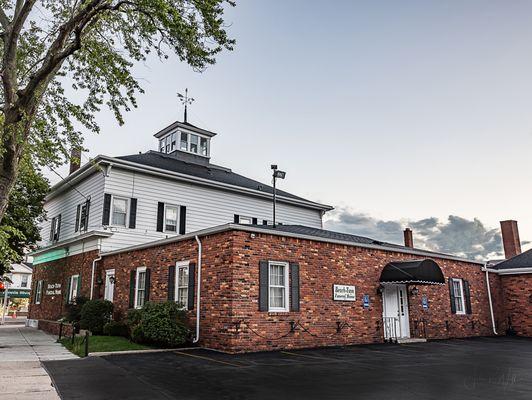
<box><xmin>68</xmin><ymin>274</ymin><xmax>80</xmax><ymax>304</ymax></box>
<box><xmin>164</xmin><ymin>204</ymin><xmax>180</xmax><ymax>233</ymax></box>
<box><xmin>35</xmin><ymin>280</ymin><xmax>43</xmax><ymax>304</ymax></box>
<box><xmin>104</xmin><ymin>269</ymin><xmax>115</xmax><ymax>302</ymax></box>
<box><xmin>175</xmin><ymin>261</ymin><xmax>190</xmax><ymax>309</ymax></box>
<box><xmin>268</xmin><ymin>261</ymin><xmax>290</xmax><ymax>312</ymax></box>
<box><xmin>238</xmin><ymin>215</ymin><xmax>253</xmax><ymax>225</ymax></box>
<box><xmin>452</xmin><ymin>278</ymin><xmax>466</xmax><ymax>315</ymax></box>
<box><xmin>78</xmin><ymin>200</ymin><xmax>90</xmax><ymax>232</ymax></box>
<box><xmin>134</xmin><ymin>267</ymin><xmax>147</xmax><ymax>309</ymax></box>
<box><xmin>111</xmin><ymin>196</ymin><xmax>129</xmax><ymax>227</ymax></box>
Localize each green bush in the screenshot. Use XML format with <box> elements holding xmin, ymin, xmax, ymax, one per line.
<box><xmin>80</xmin><ymin>300</ymin><xmax>113</xmax><ymax>334</ymax></box>
<box><xmin>103</xmin><ymin>321</ymin><xmax>129</xmax><ymax>337</ymax></box>
<box><xmin>126</xmin><ymin>308</ymin><xmax>143</xmax><ymax>327</ymax></box>
<box><xmin>64</xmin><ymin>296</ymin><xmax>89</xmax><ymax>322</ymax></box>
<box><xmin>127</xmin><ymin>302</ymin><xmax>189</xmax><ymax>347</ymax></box>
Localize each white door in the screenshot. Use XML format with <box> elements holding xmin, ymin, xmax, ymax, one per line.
<box><xmin>382</xmin><ymin>284</ymin><xmax>410</xmax><ymax>339</ymax></box>
<box><xmin>104</xmin><ymin>269</ymin><xmax>115</xmax><ymax>302</ymax></box>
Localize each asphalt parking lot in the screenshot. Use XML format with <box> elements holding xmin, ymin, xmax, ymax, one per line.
<box><xmin>44</xmin><ymin>336</ymin><xmax>532</xmax><ymax>400</ymax></box>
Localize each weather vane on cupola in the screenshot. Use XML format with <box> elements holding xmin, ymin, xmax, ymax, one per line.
<box><xmin>177</xmin><ymin>88</ymin><xmax>194</xmax><ymax>123</ymax></box>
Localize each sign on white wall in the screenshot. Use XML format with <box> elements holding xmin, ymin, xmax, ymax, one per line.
<box><xmin>333</xmin><ymin>285</ymin><xmax>356</xmax><ymax>301</ymax></box>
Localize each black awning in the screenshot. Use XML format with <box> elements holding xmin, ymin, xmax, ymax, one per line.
<box><xmin>379</xmin><ymin>259</ymin><xmax>445</xmax><ymax>285</ymax></box>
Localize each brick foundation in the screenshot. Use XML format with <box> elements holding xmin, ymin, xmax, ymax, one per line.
<box><xmin>38</xmin><ymin>319</ymin><xmax>75</xmax><ymax>338</ymax></box>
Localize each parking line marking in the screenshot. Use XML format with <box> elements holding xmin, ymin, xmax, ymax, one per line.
<box><xmin>280</xmin><ymin>351</ymin><xmax>330</xmax><ymax>360</ymax></box>
<box><xmin>173</xmin><ymin>351</ymin><xmax>242</xmax><ymax>367</ymax></box>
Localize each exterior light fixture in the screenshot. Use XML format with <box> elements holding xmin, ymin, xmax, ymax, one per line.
<box><xmin>271</xmin><ymin>164</ymin><xmax>286</xmax><ymax>228</ymax></box>
<box><xmin>410</xmin><ymin>286</ymin><xmax>419</xmax><ymax>296</ymax></box>
<box><xmin>377</xmin><ymin>284</ymin><xmax>385</xmax><ymax>295</ymax></box>
<box><xmin>109</xmin><ymin>276</ymin><xmax>116</xmax><ymax>284</ymax></box>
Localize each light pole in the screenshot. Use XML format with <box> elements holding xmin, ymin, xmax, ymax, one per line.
<box><xmin>271</xmin><ymin>165</ymin><xmax>286</xmax><ymax>228</ymax></box>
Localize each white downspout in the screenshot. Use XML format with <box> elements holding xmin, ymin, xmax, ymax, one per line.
<box><xmin>90</xmin><ymin>239</ymin><xmax>102</xmax><ymax>300</ymax></box>
<box><xmin>193</xmin><ymin>235</ymin><xmax>202</xmax><ymax>343</ymax></box>
<box><xmin>483</xmin><ymin>263</ymin><xmax>498</xmax><ymax>335</ymax></box>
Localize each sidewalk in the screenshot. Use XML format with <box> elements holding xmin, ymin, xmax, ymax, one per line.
<box><xmin>0</xmin><ymin>323</ymin><xmax>77</xmax><ymax>399</ymax></box>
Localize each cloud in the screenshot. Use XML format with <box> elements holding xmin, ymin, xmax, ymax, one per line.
<box><xmin>324</xmin><ymin>209</ymin><xmax>510</xmax><ymax>261</ymax></box>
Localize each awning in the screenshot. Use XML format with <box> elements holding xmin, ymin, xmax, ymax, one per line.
<box><xmin>379</xmin><ymin>259</ymin><xmax>445</xmax><ymax>285</ymax></box>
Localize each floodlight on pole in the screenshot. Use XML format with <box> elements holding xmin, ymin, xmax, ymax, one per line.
<box><xmin>271</xmin><ymin>164</ymin><xmax>286</xmax><ymax>228</ymax></box>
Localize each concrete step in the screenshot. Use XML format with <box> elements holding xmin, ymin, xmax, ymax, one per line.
<box><xmin>397</xmin><ymin>338</ymin><xmax>427</xmax><ymax>344</ymax></box>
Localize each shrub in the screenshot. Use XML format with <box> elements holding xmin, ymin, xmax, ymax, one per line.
<box><xmin>64</xmin><ymin>296</ymin><xmax>89</xmax><ymax>322</ymax></box>
<box><xmin>103</xmin><ymin>321</ymin><xmax>129</xmax><ymax>337</ymax></box>
<box><xmin>80</xmin><ymin>300</ymin><xmax>113</xmax><ymax>334</ymax></box>
<box><xmin>126</xmin><ymin>308</ymin><xmax>143</xmax><ymax>328</ymax></box>
<box><xmin>129</xmin><ymin>301</ymin><xmax>189</xmax><ymax>347</ymax></box>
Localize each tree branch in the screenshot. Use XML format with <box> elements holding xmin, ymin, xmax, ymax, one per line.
<box><xmin>0</xmin><ymin>8</ymin><xmax>9</xmax><ymax>29</ymax></box>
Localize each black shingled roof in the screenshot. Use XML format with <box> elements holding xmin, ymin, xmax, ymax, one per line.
<box><xmin>248</xmin><ymin>224</ymin><xmax>467</xmax><ymax>259</ymax></box>
<box><xmin>116</xmin><ymin>151</ymin><xmax>327</xmax><ymax>206</ymax></box>
<box><xmin>492</xmin><ymin>248</ymin><xmax>532</xmax><ymax>270</ymax></box>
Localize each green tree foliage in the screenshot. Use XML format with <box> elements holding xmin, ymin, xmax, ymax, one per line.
<box><xmin>0</xmin><ymin>0</ymin><xmax>235</xmax><ymax>223</ymax></box>
<box><xmin>0</xmin><ymin>158</ymin><xmax>48</xmax><ymax>274</ymax></box>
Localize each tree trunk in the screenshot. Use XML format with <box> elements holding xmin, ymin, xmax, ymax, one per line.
<box><xmin>0</xmin><ymin>120</ymin><xmax>24</xmax><ymax>225</ymax></box>
<box><xmin>0</xmin><ymin>162</ymin><xmax>17</xmax><ymax>225</ymax></box>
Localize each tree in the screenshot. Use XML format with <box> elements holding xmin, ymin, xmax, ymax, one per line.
<box><xmin>0</xmin><ymin>0</ymin><xmax>235</xmax><ymax>224</ymax></box>
<box><xmin>0</xmin><ymin>158</ymin><xmax>48</xmax><ymax>273</ymax></box>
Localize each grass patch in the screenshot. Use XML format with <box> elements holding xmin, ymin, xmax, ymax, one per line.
<box><xmin>60</xmin><ymin>335</ymin><xmax>152</xmax><ymax>357</ymax></box>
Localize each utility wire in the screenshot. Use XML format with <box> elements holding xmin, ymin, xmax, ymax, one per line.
<box><xmin>49</xmin><ymin>166</ymin><xmax>89</xmax><ymax>200</ymax></box>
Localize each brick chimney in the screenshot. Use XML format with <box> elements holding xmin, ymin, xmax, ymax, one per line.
<box><xmin>404</xmin><ymin>228</ymin><xmax>414</xmax><ymax>248</ymax></box>
<box><xmin>500</xmin><ymin>220</ymin><xmax>521</xmax><ymax>259</ymax></box>
<box><xmin>69</xmin><ymin>147</ymin><xmax>82</xmax><ymax>174</ymax></box>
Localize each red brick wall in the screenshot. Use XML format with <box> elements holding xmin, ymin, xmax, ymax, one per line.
<box><xmin>501</xmin><ymin>274</ymin><xmax>532</xmax><ymax>337</ymax></box>
<box><xmin>38</xmin><ymin>320</ymin><xmax>75</xmax><ymax>338</ymax></box>
<box><xmin>29</xmin><ymin>251</ymin><xmax>97</xmax><ymax>321</ymax></box>
<box><xmin>29</xmin><ymin>231</ymin><xmax>513</xmax><ymax>353</ymax></box>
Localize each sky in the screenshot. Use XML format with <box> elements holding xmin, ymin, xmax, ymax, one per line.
<box><xmin>49</xmin><ymin>1</ymin><xmax>532</xmax><ymax>259</ymax></box>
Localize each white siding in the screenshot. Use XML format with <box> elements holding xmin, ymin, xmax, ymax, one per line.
<box><xmin>38</xmin><ymin>172</ymin><xmax>105</xmax><ymax>248</ymax></box>
<box><xmin>100</xmin><ymin>168</ymin><xmax>322</xmax><ymax>253</ymax></box>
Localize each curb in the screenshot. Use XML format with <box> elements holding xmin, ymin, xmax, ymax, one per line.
<box><xmin>89</xmin><ymin>346</ymin><xmax>199</xmax><ymax>357</ymax></box>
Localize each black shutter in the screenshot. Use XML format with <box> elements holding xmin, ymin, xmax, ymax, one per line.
<box><xmin>234</xmin><ymin>214</ymin><xmax>239</xmax><ymax>223</ymax></box>
<box><xmin>129</xmin><ymin>270</ymin><xmax>136</xmax><ymax>308</ymax></box>
<box><xmin>77</xmin><ymin>275</ymin><xmax>81</xmax><ymax>298</ymax></box>
<box><xmin>179</xmin><ymin>206</ymin><xmax>186</xmax><ymax>234</ymax></box>
<box><xmin>290</xmin><ymin>262</ymin><xmax>300</xmax><ymax>312</ymax></box>
<box><xmin>463</xmin><ymin>280</ymin><xmax>472</xmax><ymax>314</ymax></box>
<box><xmin>188</xmin><ymin>262</ymin><xmax>196</xmax><ymax>310</ymax></box>
<box><xmin>56</xmin><ymin>214</ymin><xmax>61</xmax><ymax>240</ymax></box>
<box><xmin>75</xmin><ymin>205</ymin><xmax>80</xmax><ymax>232</ymax></box>
<box><xmin>259</xmin><ymin>260</ymin><xmax>269</xmax><ymax>311</ymax></box>
<box><xmin>168</xmin><ymin>265</ymin><xmax>176</xmax><ymax>301</ymax></box>
<box><xmin>156</xmin><ymin>202</ymin><xmax>164</xmax><ymax>232</ymax></box>
<box><xmin>102</xmin><ymin>194</ymin><xmax>112</xmax><ymax>225</ymax></box>
<box><xmin>49</xmin><ymin>219</ymin><xmax>54</xmax><ymax>240</ymax></box>
<box><xmin>129</xmin><ymin>198</ymin><xmax>137</xmax><ymax>229</ymax></box>
<box><xmin>65</xmin><ymin>277</ymin><xmax>71</xmax><ymax>304</ymax></box>
<box><xmin>252</xmin><ymin>217</ymin><xmax>258</xmax><ymax>225</ymax></box>
<box><xmin>448</xmin><ymin>278</ymin><xmax>456</xmax><ymax>314</ymax></box>
<box><xmin>144</xmin><ymin>268</ymin><xmax>151</xmax><ymax>302</ymax></box>
<box><xmin>84</xmin><ymin>199</ymin><xmax>90</xmax><ymax>231</ymax></box>
<box><xmin>262</xmin><ymin>220</ymin><xmax>268</xmax><ymax>225</ymax></box>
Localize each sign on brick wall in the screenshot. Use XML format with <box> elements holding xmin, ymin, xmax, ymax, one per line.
<box><xmin>45</xmin><ymin>283</ymin><xmax>61</xmax><ymax>296</ymax></box>
<box><xmin>333</xmin><ymin>285</ymin><xmax>356</xmax><ymax>301</ymax></box>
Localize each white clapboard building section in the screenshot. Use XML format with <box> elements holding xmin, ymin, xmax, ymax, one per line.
<box><xmin>33</xmin><ymin>121</ymin><xmax>332</xmax><ymax>264</ymax></box>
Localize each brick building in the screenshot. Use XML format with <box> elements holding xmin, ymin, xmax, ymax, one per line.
<box><xmin>27</xmin><ymin>119</ymin><xmax>531</xmax><ymax>353</ymax></box>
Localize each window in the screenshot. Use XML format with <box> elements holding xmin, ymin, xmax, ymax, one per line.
<box><xmin>189</xmin><ymin>134</ymin><xmax>199</xmax><ymax>153</ymax></box>
<box><xmin>180</xmin><ymin>132</ymin><xmax>188</xmax><ymax>150</ymax></box>
<box><xmin>68</xmin><ymin>275</ymin><xmax>80</xmax><ymax>303</ymax></box>
<box><xmin>104</xmin><ymin>269</ymin><xmax>115</xmax><ymax>302</ymax></box>
<box><xmin>21</xmin><ymin>274</ymin><xmax>28</xmax><ymax>288</ymax></box>
<box><xmin>176</xmin><ymin>262</ymin><xmax>189</xmax><ymax>308</ymax></box>
<box><xmin>238</xmin><ymin>216</ymin><xmax>253</xmax><ymax>225</ymax></box>
<box><xmin>269</xmin><ymin>261</ymin><xmax>289</xmax><ymax>312</ymax></box>
<box><xmin>200</xmin><ymin>137</ymin><xmax>208</xmax><ymax>156</ymax></box>
<box><xmin>135</xmin><ymin>267</ymin><xmax>147</xmax><ymax>308</ymax></box>
<box><xmin>35</xmin><ymin>280</ymin><xmax>43</xmax><ymax>304</ymax></box>
<box><xmin>170</xmin><ymin>132</ymin><xmax>177</xmax><ymax>151</ymax></box>
<box><xmin>50</xmin><ymin>215</ymin><xmax>61</xmax><ymax>242</ymax></box>
<box><xmin>452</xmin><ymin>278</ymin><xmax>465</xmax><ymax>315</ymax></box>
<box><xmin>77</xmin><ymin>200</ymin><xmax>90</xmax><ymax>232</ymax></box>
<box><xmin>160</xmin><ymin>139</ymin><xmax>165</xmax><ymax>152</ymax></box>
<box><xmin>112</xmin><ymin>197</ymin><xmax>128</xmax><ymax>226</ymax></box>
<box><xmin>165</xmin><ymin>205</ymin><xmax>179</xmax><ymax>232</ymax></box>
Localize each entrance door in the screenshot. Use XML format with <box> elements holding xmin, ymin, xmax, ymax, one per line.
<box><xmin>382</xmin><ymin>284</ymin><xmax>410</xmax><ymax>339</ymax></box>
<box><xmin>104</xmin><ymin>269</ymin><xmax>115</xmax><ymax>302</ymax></box>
